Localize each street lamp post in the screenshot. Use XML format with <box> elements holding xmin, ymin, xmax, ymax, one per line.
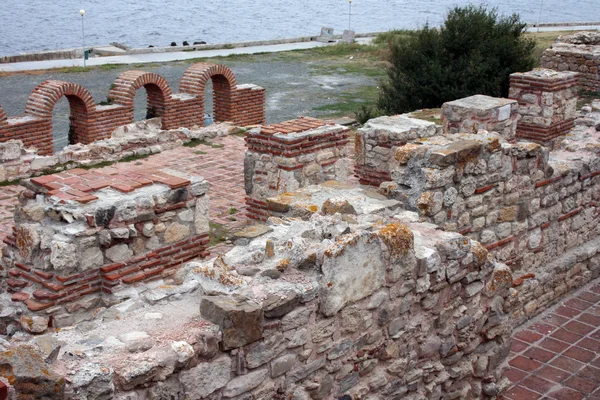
<box><xmin>348</xmin><ymin>0</ymin><xmax>352</xmax><ymax>31</ymax></box>
<box><xmin>80</xmin><ymin>9</ymin><xmax>86</xmax><ymax>67</ymax></box>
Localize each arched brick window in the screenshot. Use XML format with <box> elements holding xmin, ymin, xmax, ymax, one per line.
<box><xmin>180</xmin><ymin>63</ymin><xmax>237</xmax><ymax>123</ymax></box>
<box><xmin>108</xmin><ymin>71</ymin><xmax>172</xmax><ymax>125</ymax></box>
<box><xmin>25</xmin><ymin>81</ymin><xmax>96</xmax><ymax>148</ymax></box>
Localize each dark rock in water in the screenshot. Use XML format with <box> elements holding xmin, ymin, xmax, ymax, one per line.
<box><xmin>183</xmin><ymin>41</ymin><xmax>189</xmax><ymax>46</ymax></box>
<box><xmin>596</xmin><ymin>122</ymin><xmax>600</xmax><ymax>131</ymax></box>
<box><xmin>170</xmin><ymin>42</ymin><xmax>177</xmax><ymax>47</ymax></box>
<box><xmin>194</xmin><ymin>41</ymin><xmax>207</xmax><ymax>45</ymax></box>
<box><xmin>148</xmin><ymin>45</ymin><xmax>154</xmax><ymax>48</ymax></box>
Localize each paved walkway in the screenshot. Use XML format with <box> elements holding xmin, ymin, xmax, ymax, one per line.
<box><xmin>0</xmin><ymin>38</ymin><xmax>373</xmax><ymax>73</ymax></box>
<box><xmin>502</xmin><ymin>281</ymin><xmax>600</xmax><ymax>400</ymax></box>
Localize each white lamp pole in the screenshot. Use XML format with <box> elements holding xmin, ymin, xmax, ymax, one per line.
<box><xmin>348</xmin><ymin>0</ymin><xmax>352</xmax><ymax>31</ymax></box>
<box><xmin>80</xmin><ymin>9</ymin><xmax>86</xmax><ymax>67</ymax></box>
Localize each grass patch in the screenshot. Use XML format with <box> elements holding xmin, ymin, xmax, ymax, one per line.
<box><xmin>313</xmin><ymin>85</ymin><xmax>379</xmax><ymax>118</ymax></box>
<box><xmin>99</xmin><ymin>64</ymin><xmax>125</xmax><ymax>71</ymax></box>
<box><xmin>409</xmin><ymin>108</ymin><xmax>442</xmax><ymax>124</ymax></box>
<box><xmin>80</xmin><ymin>161</ymin><xmax>115</xmax><ymax>170</ymax></box>
<box><xmin>209</xmin><ymin>221</ymin><xmax>229</xmax><ymax>246</ymax></box>
<box><xmin>120</xmin><ymin>153</ymin><xmax>151</xmax><ymax>163</ymax></box>
<box><xmin>229</xmin><ymin>207</ymin><xmax>238</xmax><ymax>215</ymax></box>
<box><xmin>310</xmin><ymin>61</ymin><xmax>386</xmax><ymax>78</ymax></box>
<box><xmin>0</xmin><ymin>178</ymin><xmax>21</xmax><ymax>187</ymax></box>
<box><xmin>183</xmin><ymin>139</ymin><xmax>224</xmax><ymax>148</ymax></box>
<box><xmin>54</xmin><ymin>66</ymin><xmax>91</xmax><ymax>74</ymax></box>
<box><xmin>578</xmin><ymin>90</ymin><xmax>600</xmax><ymax>109</ymax></box>
<box><xmin>194</xmin><ymin>150</ymin><xmax>208</xmax><ymax>155</ymax></box>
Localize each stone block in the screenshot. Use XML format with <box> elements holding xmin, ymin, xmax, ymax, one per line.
<box><xmin>200</xmin><ymin>295</ymin><xmax>264</xmax><ymax>350</ymax></box>
<box><xmin>442</xmin><ymin>95</ymin><xmax>518</xmax><ymax>141</ymax></box>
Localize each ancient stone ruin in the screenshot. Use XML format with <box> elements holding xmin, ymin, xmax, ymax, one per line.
<box><xmin>0</xmin><ymin>63</ymin><xmax>265</xmax><ymax>155</ymax></box>
<box><xmin>541</xmin><ymin>31</ymin><xmax>600</xmax><ymax>92</ymax></box>
<box><xmin>0</xmin><ymin>61</ymin><xmax>599</xmax><ymax>399</ymax></box>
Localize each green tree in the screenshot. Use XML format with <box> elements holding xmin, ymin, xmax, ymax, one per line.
<box><xmin>377</xmin><ymin>5</ymin><xmax>536</xmax><ymax>115</ymax></box>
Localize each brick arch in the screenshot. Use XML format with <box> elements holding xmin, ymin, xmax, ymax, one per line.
<box><xmin>180</xmin><ymin>63</ymin><xmax>237</xmax><ymax>122</ymax></box>
<box><xmin>109</xmin><ymin>71</ymin><xmax>172</xmax><ymax>121</ymax></box>
<box><xmin>25</xmin><ymin>80</ymin><xmax>97</xmax><ymax>147</ymax></box>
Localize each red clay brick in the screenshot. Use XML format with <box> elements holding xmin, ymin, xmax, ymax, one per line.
<box><xmin>577</xmin><ymin>313</ymin><xmax>600</xmax><ymax>327</ymax></box>
<box><xmin>555</xmin><ymin>306</ymin><xmax>582</xmax><ymax>318</ymax></box>
<box><xmin>552</xmin><ymin>329</ymin><xmax>584</xmax><ymax>343</ymax></box>
<box><xmin>523</xmin><ymin>347</ymin><xmax>557</xmax><ymax>363</ymax></box>
<box><xmin>564</xmin><ymin>321</ymin><xmax>596</xmax><ymax>335</ymax></box>
<box><xmin>520</xmin><ymin>375</ymin><xmax>556</xmax><ymax>395</ymax></box>
<box><xmin>509</xmin><ymin>355</ymin><xmax>543</xmax><ymax>372</ymax></box>
<box><xmin>548</xmin><ymin>388</ymin><xmax>584</xmax><ymax>400</ymax></box>
<box><xmin>514</xmin><ymin>329</ymin><xmax>544</xmax><ymax>343</ymax></box>
<box><xmin>539</xmin><ymin>337</ymin><xmax>570</xmax><ymax>353</ymax></box>
<box><xmin>502</xmin><ymin>385</ymin><xmax>542</xmax><ymax>399</ymax></box>
<box><xmin>578</xmin><ymin>291</ymin><xmax>600</xmax><ymax>304</ymax></box>
<box><xmin>504</xmin><ymin>367</ymin><xmax>529</xmax><ymax>384</ymax></box>
<box><xmin>564</xmin><ymin>375</ymin><xmax>597</xmax><ymax>394</ymax></box>
<box><xmin>550</xmin><ymin>355</ymin><xmax>585</xmax><ymax>373</ymax></box>
<box><xmin>511</xmin><ymin>339</ymin><xmax>530</xmax><ymax>353</ymax></box>
<box><xmin>576</xmin><ymin>338</ymin><xmax>600</xmax><ymax>352</ymax></box>
<box><xmin>530</xmin><ymin>322</ymin><xmax>556</xmax><ymax>336</ymax></box>
<box><xmin>577</xmin><ymin>365</ymin><xmax>600</xmax><ymax>383</ymax></box>
<box><xmin>536</xmin><ymin>365</ymin><xmax>571</xmax><ymax>383</ymax></box>
<box><xmin>564</xmin><ymin>346</ymin><xmax>596</xmax><ymax>363</ymax></box>
<box><xmin>564</xmin><ymin>298</ymin><xmax>593</xmax><ymax>311</ymax></box>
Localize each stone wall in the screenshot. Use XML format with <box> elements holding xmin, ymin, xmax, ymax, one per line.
<box><xmin>244</xmin><ymin>117</ymin><xmax>352</xmax><ymax>220</ymax></box>
<box><xmin>354</xmin><ymin>114</ymin><xmax>439</xmax><ymax>187</ymax></box>
<box><xmin>0</xmin><ymin>165</ymin><xmax>210</xmax><ymax>323</ymax></box>
<box><xmin>377</xmin><ymin>109</ymin><xmax>600</xmax><ymax>325</ymax></box>
<box><xmin>0</xmin><ymin>118</ymin><xmax>239</xmax><ymax>183</ymax></box>
<box><xmin>509</xmin><ymin>69</ymin><xmax>579</xmax><ymax>144</ymax></box>
<box><xmin>1</xmin><ymin>209</ymin><xmax>514</xmax><ymax>399</ymax></box>
<box><xmin>541</xmin><ymin>31</ymin><xmax>600</xmax><ymax>92</ymax></box>
<box><xmin>0</xmin><ymin>63</ymin><xmax>266</xmax><ymax>156</ymax></box>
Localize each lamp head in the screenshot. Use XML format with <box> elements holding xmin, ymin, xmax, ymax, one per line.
<box><xmin>80</xmin><ymin>9</ymin><xmax>85</xmax><ymax>17</ymax></box>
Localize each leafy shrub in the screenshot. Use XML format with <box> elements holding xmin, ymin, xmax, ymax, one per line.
<box><xmin>377</xmin><ymin>5</ymin><xmax>536</xmax><ymax>114</ymax></box>
<box><xmin>355</xmin><ymin>105</ymin><xmax>380</xmax><ymax>124</ymax></box>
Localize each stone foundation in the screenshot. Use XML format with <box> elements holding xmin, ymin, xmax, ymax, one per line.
<box><xmin>509</xmin><ymin>69</ymin><xmax>579</xmax><ymax>144</ymax></box>
<box><xmin>441</xmin><ymin>95</ymin><xmax>518</xmax><ymax>142</ymax></box>
<box><xmin>1</xmin><ymin>165</ymin><xmax>210</xmax><ymax>322</ymax></box>
<box><xmin>244</xmin><ymin>117</ymin><xmax>351</xmax><ymax>220</ymax></box>
<box><xmin>354</xmin><ymin>114</ymin><xmax>439</xmax><ymax>186</ymax></box>
<box><xmin>541</xmin><ymin>31</ymin><xmax>600</xmax><ymax>92</ymax></box>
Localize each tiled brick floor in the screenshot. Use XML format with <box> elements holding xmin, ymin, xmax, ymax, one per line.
<box><xmin>0</xmin><ymin>136</ymin><xmax>251</xmax><ymax>252</ymax></box>
<box><xmin>502</xmin><ymin>281</ymin><xmax>600</xmax><ymax>400</ymax></box>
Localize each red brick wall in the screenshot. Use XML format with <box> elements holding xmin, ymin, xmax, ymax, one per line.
<box><xmin>0</xmin><ymin>63</ymin><xmax>266</xmax><ymax>156</ymax></box>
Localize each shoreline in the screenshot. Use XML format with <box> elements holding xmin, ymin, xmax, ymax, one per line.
<box><xmin>1</xmin><ymin>21</ymin><xmax>599</xmax><ymax>66</ymax></box>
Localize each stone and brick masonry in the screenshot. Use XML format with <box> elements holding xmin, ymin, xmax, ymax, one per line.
<box><xmin>509</xmin><ymin>69</ymin><xmax>579</xmax><ymax>144</ymax></box>
<box><xmin>244</xmin><ymin>117</ymin><xmax>352</xmax><ymax>220</ymax></box>
<box><xmin>1</xmin><ymin>164</ymin><xmax>210</xmax><ymax>322</ymax></box>
<box><xmin>541</xmin><ymin>31</ymin><xmax>600</xmax><ymax>92</ymax></box>
<box><xmin>0</xmin><ymin>63</ymin><xmax>265</xmax><ymax>156</ymax></box>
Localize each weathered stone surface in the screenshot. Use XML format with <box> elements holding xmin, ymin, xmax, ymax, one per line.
<box><xmin>164</xmin><ymin>222</ymin><xmax>190</xmax><ymax>243</ymax></box>
<box><xmin>222</xmin><ymin>368</ymin><xmax>268</xmax><ymax>398</ymax></box>
<box><xmin>0</xmin><ymin>345</ymin><xmax>65</xmax><ymax>399</ymax></box>
<box><xmin>105</xmin><ymin>243</ymin><xmax>133</xmax><ymax>263</ymax></box>
<box><xmin>270</xmin><ymin>354</ymin><xmax>297</xmax><ymax>377</ymax></box>
<box><xmin>68</xmin><ymin>363</ymin><xmax>114</xmax><ymax>400</ymax></box>
<box><xmin>200</xmin><ymin>295</ymin><xmax>264</xmax><ymax>350</ymax></box>
<box><xmin>179</xmin><ymin>356</ymin><xmax>231</xmax><ymax>398</ymax></box>
<box><xmin>194</xmin><ymin>195</ymin><xmax>210</xmax><ymax>235</ymax></box>
<box><xmin>319</xmin><ymin>231</ymin><xmax>386</xmax><ymax>316</ymax></box>
<box><xmin>246</xmin><ymin>333</ymin><xmax>286</xmax><ymax>368</ymax></box>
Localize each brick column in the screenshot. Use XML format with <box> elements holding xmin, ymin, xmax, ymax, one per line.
<box><xmin>509</xmin><ymin>69</ymin><xmax>579</xmax><ymax>144</ymax></box>
<box><xmin>244</xmin><ymin>117</ymin><xmax>351</xmax><ymax>220</ymax></box>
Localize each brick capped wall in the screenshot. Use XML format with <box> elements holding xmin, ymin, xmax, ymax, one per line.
<box><xmin>244</xmin><ymin>117</ymin><xmax>351</xmax><ymax>220</ymax></box>
<box><xmin>509</xmin><ymin>69</ymin><xmax>579</xmax><ymax>144</ymax></box>
<box><xmin>1</xmin><ymin>167</ymin><xmax>210</xmax><ymax>317</ymax></box>
<box><xmin>0</xmin><ymin>63</ymin><xmax>266</xmax><ymax>156</ymax></box>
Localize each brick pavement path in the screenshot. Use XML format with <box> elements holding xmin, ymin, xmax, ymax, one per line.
<box><xmin>502</xmin><ymin>281</ymin><xmax>600</xmax><ymax>400</ymax></box>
